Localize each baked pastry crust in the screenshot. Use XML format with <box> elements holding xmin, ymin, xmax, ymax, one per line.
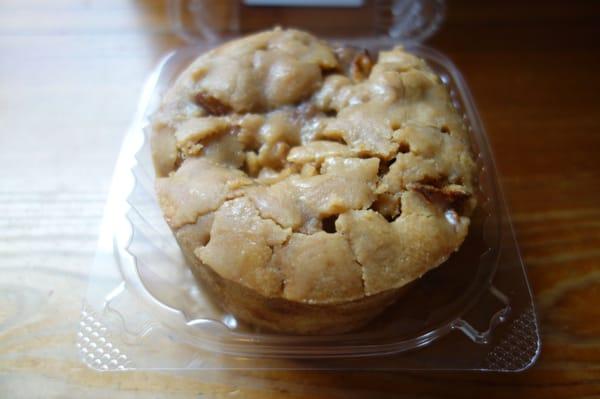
<box><xmin>151</xmin><ymin>28</ymin><xmax>477</xmax><ymax>334</ymax></box>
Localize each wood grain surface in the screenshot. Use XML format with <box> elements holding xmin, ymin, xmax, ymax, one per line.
<box><xmin>1</xmin><ymin>0</ymin><xmax>599</xmax><ymax>397</ymax></box>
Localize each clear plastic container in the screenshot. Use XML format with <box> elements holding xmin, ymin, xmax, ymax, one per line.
<box><xmin>79</xmin><ymin>0</ymin><xmax>540</xmax><ymax>372</ymax></box>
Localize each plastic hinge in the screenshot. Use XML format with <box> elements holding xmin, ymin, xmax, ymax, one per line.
<box><xmin>450</xmin><ymin>286</ymin><xmax>510</xmax><ymax>344</ymax></box>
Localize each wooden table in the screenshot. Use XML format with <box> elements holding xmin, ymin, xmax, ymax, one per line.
<box><xmin>1</xmin><ymin>0</ymin><xmax>599</xmax><ymax>397</ymax></box>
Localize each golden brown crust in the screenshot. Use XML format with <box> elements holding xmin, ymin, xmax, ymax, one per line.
<box><xmin>181</xmin><ymin>244</ymin><xmax>407</xmax><ymax>335</ymax></box>
<box><xmin>151</xmin><ymin>28</ymin><xmax>477</xmax><ymax>332</ymax></box>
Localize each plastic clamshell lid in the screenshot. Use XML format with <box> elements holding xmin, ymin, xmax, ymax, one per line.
<box><xmin>168</xmin><ymin>0</ymin><xmax>446</xmax><ymax>44</ymax></box>
<box><xmin>78</xmin><ymin>0</ymin><xmax>541</xmax><ymax>372</ymax></box>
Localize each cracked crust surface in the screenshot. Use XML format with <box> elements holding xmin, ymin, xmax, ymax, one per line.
<box><xmin>151</xmin><ymin>28</ymin><xmax>477</xmax><ymax>333</ymax></box>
